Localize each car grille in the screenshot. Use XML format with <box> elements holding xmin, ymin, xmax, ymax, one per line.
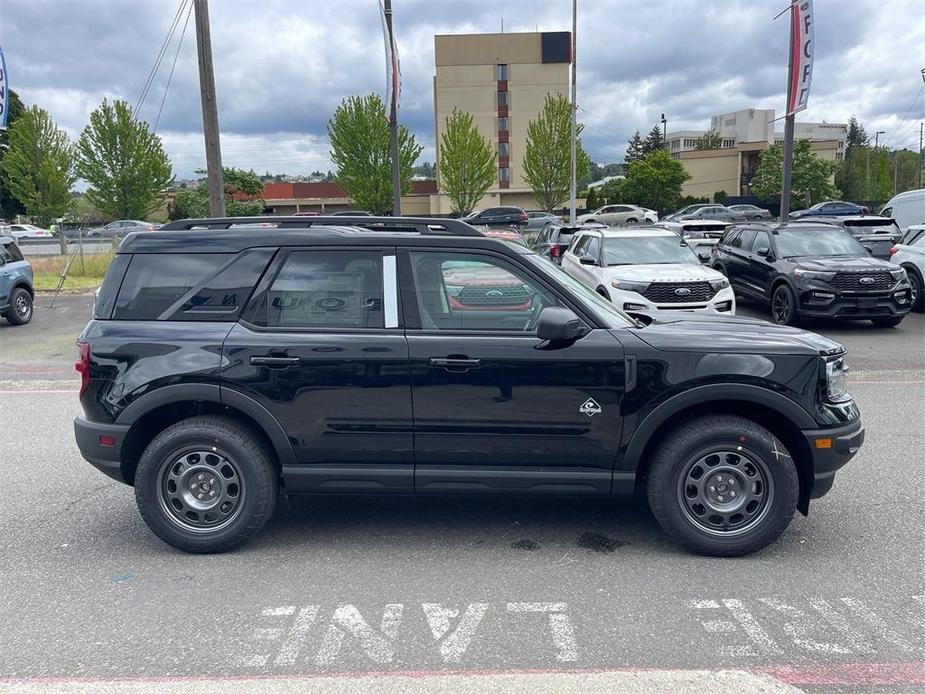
<box><xmin>830</xmin><ymin>271</ymin><xmax>894</xmax><ymax>291</ymax></box>
<box><xmin>642</xmin><ymin>281</ymin><xmax>716</xmax><ymax>303</ymax></box>
<box><xmin>456</xmin><ymin>284</ymin><xmax>530</xmax><ymax>306</ymax></box>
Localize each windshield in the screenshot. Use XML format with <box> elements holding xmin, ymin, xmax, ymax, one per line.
<box><xmin>776</xmin><ymin>228</ymin><xmax>867</xmax><ymax>257</ymax></box>
<box><xmin>603</xmin><ymin>236</ymin><xmax>700</xmax><ymax>266</ymax></box>
<box><xmin>522</xmin><ymin>254</ymin><xmax>636</xmax><ymax>329</ymax></box>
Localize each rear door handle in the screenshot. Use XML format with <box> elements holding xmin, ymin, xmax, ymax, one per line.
<box><xmin>429</xmin><ymin>357</ymin><xmax>482</xmax><ymax>371</ymax></box>
<box><xmin>250</xmin><ymin>356</ymin><xmax>301</xmax><ymax>368</ymax></box>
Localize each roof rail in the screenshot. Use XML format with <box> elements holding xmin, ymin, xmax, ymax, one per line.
<box><xmin>160</xmin><ymin>216</ymin><xmax>485</xmax><ymax>237</ymax></box>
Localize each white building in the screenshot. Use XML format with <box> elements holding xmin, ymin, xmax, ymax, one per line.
<box><xmin>668</xmin><ymin>108</ymin><xmax>847</xmax><ymax>160</ymax></box>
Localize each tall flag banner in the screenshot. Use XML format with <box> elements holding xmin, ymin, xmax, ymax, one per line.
<box><xmin>0</xmin><ymin>43</ymin><xmax>9</xmax><ymax>129</ymax></box>
<box><xmin>787</xmin><ymin>0</ymin><xmax>814</xmax><ymax>115</ymax></box>
<box><xmin>379</xmin><ymin>0</ymin><xmax>401</xmax><ymax>124</ymax></box>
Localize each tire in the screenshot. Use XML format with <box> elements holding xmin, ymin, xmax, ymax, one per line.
<box><xmin>625</xmin><ymin>218</ymin><xmax>638</xmax><ymax>225</ymax></box>
<box><xmin>771</xmin><ymin>283</ymin><xmax>801</xmax><ymax>327</ymax></box>
<box><xmin>904</xmin><ymin>266</ymin><xmax>923</xmax><ymax>312</ymax></box>
<box><xmin>646</xmin><ymin>415</ymin><xmax>799</xmax><ymax>557</ymax></box>
<box><xmin>871</xmin><ymin>316</ymin><xmax>904</xmax><ymax>328</ymax></box>
<box><xmin>6</xmin><ymin>287</ymin><xmax>33</xmax><ymax>326</ymax></box>
<box><xmin>134</xmin><ymin>415</ymin><xmax>278</xmax><ymax>553</ymax></box>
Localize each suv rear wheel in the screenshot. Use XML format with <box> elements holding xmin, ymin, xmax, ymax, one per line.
<box><xmin>646</xmin><ymin>415</ymin><xmax>799</xmax><ymax>557</ymax></box>
<box><xmin>134</xmin><ymin>416</ymin><xmax>278</xmax><ymax>553</ymax></box>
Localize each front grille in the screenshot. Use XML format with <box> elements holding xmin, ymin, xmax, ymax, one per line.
<box><xmin>456</xmin><ymin>284</ymin><xmax>530</xmax><ymax>306</ymax></box>
<box><xmin>642</xmin><ymin>281</ymin><xmax>716</xmax><ymax>303</ymax></box>
<box><xmin>830</xmin><ymin>271</ymin><xmax>893</xmax><ymax>291</ymax></box>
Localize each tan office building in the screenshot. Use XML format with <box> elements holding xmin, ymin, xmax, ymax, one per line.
<box><xmin>433</xmin><ymin>31</ymin><xmax>571</xmax><ymax>213</ymax></box>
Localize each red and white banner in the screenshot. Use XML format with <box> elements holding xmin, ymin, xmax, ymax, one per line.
<box><xmin>379</xmin><ymin>0</ymin><xmax>401</xmax><ymax>123</ymax></box>
<box><xmin>787</xmin><ymin>0</ymin><xmax>814</xmax><ymax>115</ymax></box>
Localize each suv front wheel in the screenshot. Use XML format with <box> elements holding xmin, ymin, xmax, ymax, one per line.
<box><xmin>134</xmin><ymin>416</ymin><xmax>278</xmax><ymax>553</ymax></box>
<box><xmin>647</xmin><ymin>415</ymin><xmax>799</xmax><ymax>556</ymax></box>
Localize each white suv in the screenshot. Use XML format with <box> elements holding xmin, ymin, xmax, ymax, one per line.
<box><xmin>890</xmin><ymin>224</ymin><xmax>925</xmax><ymax>311</ymax></box>
<box><xmin>560</xmin><ymin>227</ymin><xmax>736</xmax><ymax>314</ymax></box>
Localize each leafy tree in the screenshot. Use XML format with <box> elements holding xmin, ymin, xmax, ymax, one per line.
<box><xmin>522</xmin><ymin>93</ymin><xmax>590</xmax><ymax>211</ymax></box>
<box><xmin>836</xmin><ymin>116</ymin><xmax>870</xmax><ymax>201</ymax></box>
<box><xmin>437</xmin><ymin>109</ymin><xmax>496</xmax><ymax>216</ymax></box>
<box><xmin>714</xmin><ymin>190</ymin><xmax>728</xmax><ymax>203</ymax></box>
<box><xmin>328</xmin><ymin>94</ymin><xmax>422</xmax><ymax>215</ymax></box>
<box><xmin>751</xmin><ymin>139</ymin><xmax>840</xmax><ymax>206</ymax></box>
<box><xmin>584</xmin><ymin>185</ymin><xmax>599</xmax><ymax>211</ymax></box>
<box><xmin>0</xmin><ymin>89</ymin><xmax>28</xmax><ymax>219</ymax></box>
<box><xmin>845</xmin><ymin>116</ymin><xmax>868</xmax><ymax>150</ymax></box>
<box><xmin>0</xmin><ymin>105</ymin><xmax>75</xmax><ymax>226</ymax></box>
<box><xmin>621</xmin><ymin>149</ymin><xmax>690</xmax><ymax>213</ymax></box>
<box><xmin>597</xmin><ymin>176</ymin><xmax>626</xmax><ymax>205</ymax></box>
<box><xmin>75</xmin><ymin>99</ymin><xmax>173</xmax><ymax>220</ymax></box>
<box><xmin>413</xmin><ymin>161</ymin><xmax>435</xmax><ymax>178</ymax></box>
<box><xmin>889</xmin><ymin>149</ymin><xmax>922</xmax><ymax>196</ymax></box>
<box><xmin>642</xmin><ymin>125</ymin><xmax>666</xmax><ymax>155</ymax></box>
<box><xmin>625</xmin><ymin>131</ymin><xmax>645</xmax><ymax>164</ymax></box>
<box><xmin>169</xmin><ymin>167</ymin><xmax>265</xmax><ymax>220</ymax></box>
<box><xmin>694</xmin><ymin>130</ymin><xmax>723</xmax><ymax>151</ymax></box>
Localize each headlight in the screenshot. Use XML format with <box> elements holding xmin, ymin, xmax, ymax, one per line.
<box><xmin>611</xmin><ymin>279</ymin><xmax>650</xmax><ymax>293</ymax></box>
<box><xmin>890</xmin><ymin>267</ymin><xmax>907</xmax><ymax>281</ymax></box>
<box><xmin>709</xmin><ymin>277</ymin><xmax>730</xmax><ymax>291</ymax></box>
<box><xmin>824</xmin><ymin>356</ymin><xmax>851</xmax><ymax>403</ymax></box>
<box><xmin>794</xmin><ymin>268</ymin><xmax>836</xmax><ymax>281</ymax></box>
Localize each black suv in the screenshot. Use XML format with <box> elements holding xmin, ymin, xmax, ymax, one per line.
<box><xmin>75</xmin><ymin>216</ymin><xmax>864</xmax><ymax>556</ymax></box>
<box><xmin>463</xmin><ymin>206</ymin><xmax>529</xmax><ymax>228</ymax></box>
<box><xmin>711</xmin><ymin>222</ymin><xmax>912</xmax><ymax>327</ymax></box>
<box><xmin>796</xmin><ymin>215</ymin><xmax>903</xmax><ymax>259</ymax></box>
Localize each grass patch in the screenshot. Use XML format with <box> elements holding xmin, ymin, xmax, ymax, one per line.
<box><xmin>30</xmin><ymin>251</ymin><xmax>114</xmax><ymax>293</ymax></box>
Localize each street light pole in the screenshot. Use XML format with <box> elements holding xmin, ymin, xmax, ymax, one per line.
<box><xmin>661</xmin><ymin>113</ymin><xmax>667</xmax><ymax>149</ymax></box>
<box><xmin>568</xmin><ymin>0</ymin><xmax>577</xmax><ymax>223</ymax></box>
<box><xmin>384</xmin><ymin>0</ymin><xmax>401</xmax><ymax>216</ymax></box>
<box><xmin>193</xmin><ymin>0</ymin><xmax>225</xmax><ymax>217</ymax></box>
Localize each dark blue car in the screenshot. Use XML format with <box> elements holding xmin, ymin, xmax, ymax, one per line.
<box><xmin>0</xmin><ymin>236</ymin><xmax>34</xmax><ymax>326</ymax></box>
<box><xmin>789</xmin><ymin>200</ymin><xmax>869</xmax><ymax>219</ymax></box>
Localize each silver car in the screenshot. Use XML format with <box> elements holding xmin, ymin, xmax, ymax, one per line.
<box><xmin>576</xmin><ymin>204</ymin><xmax>647</xmax><ymax>226</ymax></box>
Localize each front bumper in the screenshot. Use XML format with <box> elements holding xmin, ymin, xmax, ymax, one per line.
<box><xmin>802</xmin><ymin>418</ymin><xmax>864</xmax><ymax>499</ymax></box>
<box><xmin>796</xmin><ymin>284</ymin><xmax>912</xmax><ymax>319</ymax></box>
<box><xmin>74</xmin><ymin>416</ymin><xmax>131</xmax><ymax>484</ymax></box>
<box><xmin>614</xmin><ymin>286</ymin><xmax>736</xmax><ymax>314</ymax></box>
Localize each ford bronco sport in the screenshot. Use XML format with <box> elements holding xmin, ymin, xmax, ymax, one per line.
<box><xmin>74</xmin><ymin>216</ymin><xmax>864</xmax><ymax>556</ymax></box>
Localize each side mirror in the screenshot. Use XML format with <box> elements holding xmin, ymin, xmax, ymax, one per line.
<box><xmin>756</xmin><ymin>246</ymin><xmax>770</xmax><ymax>257</ymax></box>
<box><xmin>579</xmin><ymin>254</ymin><xmax>597</xmax><ymax>266</ymax></box>
<box><xmin>863</xmin><ymin>245</ymin><xmax>874</xmax><ymax>255</ymax></box>
<box><xmin>536</xmin><ymin>307</ymin><xmax>587</xmax><ymax>344</ymax></box>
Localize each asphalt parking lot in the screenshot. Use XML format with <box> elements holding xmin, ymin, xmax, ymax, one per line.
<box><xmin>1</xmin><ymin>293</ymin><xmax>923</xmax><ymax>693</ymax></box>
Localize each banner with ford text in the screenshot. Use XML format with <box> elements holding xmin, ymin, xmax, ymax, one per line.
<box><xmin>787</xmin><ymin>0</ymin><xmax>814</xmax><ymax>115</ymax></box>
<box><xmin>0</xmin><ymin>43</ymin><xmax>9</xmax><ymax>129</ymax></box>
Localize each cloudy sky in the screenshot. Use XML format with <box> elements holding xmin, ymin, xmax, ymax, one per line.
<box><xmin>2</xmin><ymin>0</ymin><xmax>923</xmax><ymax>179</ymax></box>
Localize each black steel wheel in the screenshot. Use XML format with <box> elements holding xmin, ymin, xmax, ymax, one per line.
<box><xmin>771</xmin><ymin>284</ymin><xmax>800</xmax><ymax>326</ymax></box>
<box><xmin>647</xmin><ymin>415</ymin><xmax>799</xmax><ymax>556</ymax></box>
<box><xmin>134</xmin><ymin>416</ymin><xmax>278</xmax><ymax>553</ymax></box>
<box><xmin>6</xmin><ymin>288</ymin><xmax>33</xmax><ymax>326</ymax></box>
<box><xmin>905</xmin><ymin>268</ymin><xmax>923</xmax><ymax>312</ymax></box>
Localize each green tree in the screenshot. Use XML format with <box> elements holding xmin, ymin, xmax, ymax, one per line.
<box><xmin>694</xmin><ymin>130</ymin><xmax>723</xmax><ymax>151</ymax></box>
<box><xmin>0</xmin><ymin>89</ymin><xmax>28</xmax><ymax>219</ymax></box>
<box><xmin>621</xmin><ymin>149</ymin><xmax>690</xmax><ymax>213</ymax></box>
<box><xmin>169</xmin><ymin>167</ymin><xmax>265</xmax><ymax>220</ymax></box>
<box><xmin>751</xmin><ymin>139</ymin><xmax>840</xmax><ymax>205</ymax></box>
<box><xmin>642</xmin><ymin>125</ymin><xmax>666</xmax><ymax>155</ymax></box>
<box><xmin>584</xmin><ymin>185</ymin><xmax>599</xmax><ymax>211</ymax></box>
<box><xmin>597</xmin><ymin>176</ymin><xmax>626</xmax><ymax>205</ymax></box>
<box><xmin>522</xmin><ymin>93</ymin><xmax>590</xmax><ymax>211</ymax></box>
<box><xmin>327</xmin><ymin>94</ymin><xmax>422</xmax><ymax>215</ymax></box>
<box><xmin>625</xmin><ymin>130</ymin><xmax>645</xmax><ymax>164</ymax></box>
<box><xmin>0</xmin><ymin>105</ymin><xmax>75</xmax><ymax>226</ymax></box>
<box><xmin>413</xmin><ymin>161</ymin><xmax>435</xmax><ymax>178</ymax></box>
<box><xmin>438</xmin><ymin>109</ymin><xmax>496</xmax><ymax>216</ymax></box>
<box><xmin>836</xmin><ymin>116</ymin><xmax>869</xmax><ymax>201</ymax></box>
<box><xmin>74</xmin><ymin>99</ymin><xmax>173</xmax><ymax>220</ymax></box>
<box><xmin>889</xmin><ymin>148</ymin><xmax>922</xmax><ymax>196</ymax></box>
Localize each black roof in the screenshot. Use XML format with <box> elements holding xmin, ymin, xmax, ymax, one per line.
<box><xmin>119</xmin><ymin>216</ymin><xmax>531</xmax><ymax>255</ymax></box>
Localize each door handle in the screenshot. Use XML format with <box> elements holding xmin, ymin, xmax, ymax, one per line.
<box><xmin>250</xmin><ymin>356</ymin><xmax>301</xmax><ymax>368</ymax></box>
<box><xmin>428</xmin><ymin>357</ymin><xmax>482</xmax><ymax>371</ymax></box>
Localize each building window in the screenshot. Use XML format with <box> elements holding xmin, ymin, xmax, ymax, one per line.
<box><xmin>835</xmin><ymin>152</ymin><xmax>844</xmax><ymax>160</ymax></box>
<box><xmin>498</xmin><ymin>91</ymin><xmax>508</xmax><ymax>108</ymax></box>
<box><xmin>496</xmin><ymin>64</ymin><xmax>509</xmax><ymax>81</ymax></box>
<box><xmin>498</xmin><ymin>117</ymin><xmax>509</xmax><ymax>131</ymax></box>
<box><xmin>499</xmin><ymin>167</ymin><xmax>510</xmax><ymax>183</ymax></box>
<box><xmin>498</xmin><ymin>142</ymin><xmax>509</xmax><ymax>158</ymax></box>
<box><xmin>722</xmin><ymin>139</ymin><xmax>736</xmax><ymax>148</ymax></box>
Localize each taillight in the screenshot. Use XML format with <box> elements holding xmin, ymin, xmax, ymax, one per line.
<box><xmin>889</xmin><ymin>246</ymin><xmax>899</xmax><ymax>255</ymax></box>
<box><xmin>550</xmin><ymin>245</ymin><xmax>562</xmax><ymax>258</ymax></box>
<box><xmin>76</xmin><ymin>341</ymin><xmax>90</xmax><ymax>397</ymax></box>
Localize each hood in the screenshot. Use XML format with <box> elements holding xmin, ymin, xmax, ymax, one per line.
<box><xmin>790</xmin><ymin>256</ymin><xmax>895</xmax><ymax>271</ymax></box>
<box><xmin>632</xmin><ymin>312</ymin><xmax>844</xmax><ymax>355</ymax></box>
<box><xmin>605</xmin><ymin>263</ymin><xmax>723</xmax><ymax>283</ymax></box>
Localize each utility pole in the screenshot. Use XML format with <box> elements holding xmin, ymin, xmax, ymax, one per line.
<box><xmin>779</xmin><ymin>19</ymin><xmax>796</xmax><ymax>222</ymax></box>
<box><xmin>919</xmin><ymin>122</ymin><xmax>923</xmax><ymax>188</ymax></box>
<box><xmin>568</xmin><ymin>0</ymin><xmax>577</xmax><ymax>223</ymax></box>
<box><xmin>384</xmin><ymin>0</ymin><xmax>401</xmax><ymax>216</ymax></box>
<box><xmin>194</xmin><ymin>0</ymin><xmax>225</xmax><ymax>217</ymax></box>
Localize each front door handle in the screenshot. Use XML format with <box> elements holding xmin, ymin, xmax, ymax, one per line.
<box><xmin>428</xmin><ymin>357</ymin><xmax>482</xmax><ymax>371</ymax></box>
<box><xmin>250</xmin><ymin>356</ymin><xmax>301</xmax><ymax>368</ymax></box>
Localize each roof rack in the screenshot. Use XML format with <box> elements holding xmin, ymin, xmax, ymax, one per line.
<box><xmin>160</xmin><ymin>216</ymin><xmax>485</xmax><ymax>237</ymax></box>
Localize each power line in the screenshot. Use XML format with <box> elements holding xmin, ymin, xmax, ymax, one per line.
<box><xmin>880</xmin><ymin>81</ymin><xmax>924</xmax><ymax>150</ymax></box>
<box><xmin>134</xmin><ymin>0</ymin><xmax>189</xmax><ymax>115</ymax></box>
<box><xmin>154</xmin><ymin>1</ymin><xmax>194</xmax><ymax>133</ymax></box>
